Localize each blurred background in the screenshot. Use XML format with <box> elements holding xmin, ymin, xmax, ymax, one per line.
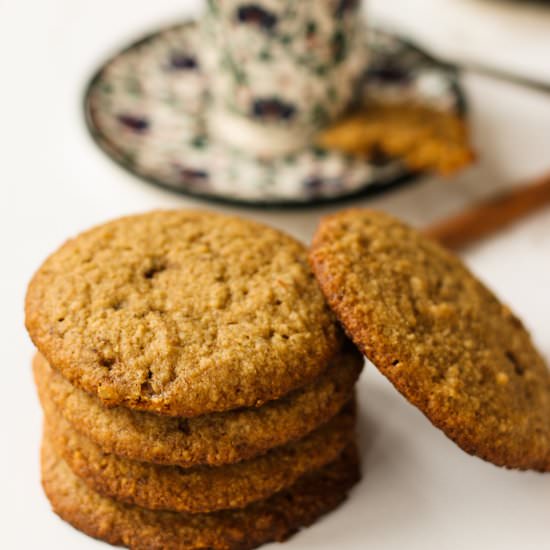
<box><xmin>1</xmin><ymin>1</ymin><xmax>550</xmax><ymax>549</ymax></box>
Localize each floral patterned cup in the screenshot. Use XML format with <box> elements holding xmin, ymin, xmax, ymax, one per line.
<box><xmin>200</xmin><ymin>0</ymin><xmax>367</xmax><ymax>157</ymax></box>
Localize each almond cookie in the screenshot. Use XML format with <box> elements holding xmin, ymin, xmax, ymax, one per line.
<box><xmin>26</xmin><ymin>210</ymin><xmax>345</xmax><ymax>416</ymax></box>
<box><xmin>33</xmin><ymin>347</ymin><xmax>362</xmax><ymax>467</ymax></box>
<box><xmin>44</xmin><ymin>396</ymin><xmax>355</xmax><ymax>513</ymax></box>
<box><xmin>41</xmin><ymin>439</ymin><xmax>360</xmax><ymax>550</ymax></box>
<box><xmin>310</xmin><ymin>209</ymin><xmax>550</xmax><ymax>471</ymax></box>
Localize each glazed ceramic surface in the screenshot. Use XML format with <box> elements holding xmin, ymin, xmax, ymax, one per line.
<box><xmin>84</xmin><ymin>22</ymin><xmax>465</xmax><ymax>206</ymax></box>
<box><xmin>200</xmin><ymin>0</ymin><xmax>367</xmax><ymax>154</ymax></box>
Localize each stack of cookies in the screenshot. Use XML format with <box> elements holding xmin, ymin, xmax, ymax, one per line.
<box><xmin>25</xmin><ymin>211</ymin><xmax>364</xmax><ymax>550</ymax></box>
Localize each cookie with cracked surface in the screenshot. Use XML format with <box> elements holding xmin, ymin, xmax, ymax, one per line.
<box><xmin>33</xmin><ymin>348</ymin><xmax>362</xmax><ymax>467</ymax></box>
<box><xmin>41</xmin><ymin>438</ymin><xmax>360</xmax><ymax>550</ymax></box>
<box><xmin>26</xmin><ymin>210</ymin><xmax>345</xmax><ymax>416</ymax></box>
<box><xmin>309</xmin><ymin>208</ymin><xmax>550</xmax><ymax>471</ymax></box>
<box><xmin>44</xmin><ymin>394</ymin><xmax>356</xmax><ymax>513</ymax></box>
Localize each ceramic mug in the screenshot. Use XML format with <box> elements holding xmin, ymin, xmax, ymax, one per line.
<box><xmin>200</xmin><ymin>0</ymin><xmax>367</xmax><ymax>157</ymax></box>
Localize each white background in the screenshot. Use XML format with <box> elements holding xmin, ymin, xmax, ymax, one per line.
<box><xmin>1</xmin><ymin>0</ymin><xmax>550</xmax><ymax>549</ymax></box>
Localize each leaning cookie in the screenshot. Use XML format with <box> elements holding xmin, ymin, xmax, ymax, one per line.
<box><xmin>41</xmin><ymin>439</ymin><xmax>360</xmax><ymax>550</ymax></box>
<box><xmin>44</xmin><ymin>391</ymin><xmax>356</xmax><ymax>513</ymax></box>
<box><xmin>26</xmin><ymin>210</ymin><xmax>346</xmax><ymax>417</ymax></box>
<box><xmin>33</xmin><ymin>348</ymin><xmax>362</xmax><ymax>467</ymax></box>
<box><xmin>310</xmin><ymin>208</ymin><xmax>550</xmax><ymax>471</ymax></box>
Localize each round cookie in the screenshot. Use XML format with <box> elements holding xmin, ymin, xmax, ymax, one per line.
<box><xmin>33</xmin><ymin>348</ymin><xmax>362</xmax><ymax>467</ymax></box>
<box><xmin>41</xmin><ymin>439</ymin><xmax>360</xmax><ymax>550</ymax></box>
<box><xmin>26</xmin><ymin>210</ymin><xmax>345</xmax><ymax>416</ymax></box>
<box><xmin>310</xmin><ymin>208</ymin><xmax>550</xmax><ymax>471</ymax></box>
<box><xmin>44</xmin><ymin>396</ymin><xmax>355</xmax><ymax>513</ymax></box>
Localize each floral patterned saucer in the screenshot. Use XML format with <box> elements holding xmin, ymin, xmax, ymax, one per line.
<box><xmin>84</xmin><ymin>21</ymin><xmax>466</xmax><ymax>207</ymax></box>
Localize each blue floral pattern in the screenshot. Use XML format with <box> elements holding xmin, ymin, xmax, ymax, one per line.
<box><xmin>236</xmin><ymin>5</ymin><xmax>278</xmax><ymax>31</ymax></box>
<box><xmin>201</xmin><ymin>0</ymin><xmax>367</xmax><ymax>135</ymax></box>
<box><xmin>84</xmin><ymin>22</ymin><xmax>465</xmax><ymax>205</ymax></box>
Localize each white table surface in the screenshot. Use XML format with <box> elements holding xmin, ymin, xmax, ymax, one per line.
<box><xmin>370</xmin><ymin>0</ymin><xmax>550</xmax><ymax>85</ymax></box>
<box><xmin>1</xmin><ymin>1</ymin><xmax>550</xmax><ymax>549</ymax></box>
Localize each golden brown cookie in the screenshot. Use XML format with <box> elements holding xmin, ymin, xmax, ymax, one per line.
<box><xmin>310</xmin><ymin>209</ymin><xmax>550</xmax><ymax>471</ymax></box>
<box><xmin>33</xmin><ymin>348</ymin><xmax>362</xmax><ymax>467</ymax></box>
<box><xmin>41</xmin><ymin>438</ymin><xmax>360</xmax><ymax>550</ymax></box>
<box><xmin>26</xmin><ymin>210</ymin><xmax>345</xmax><ymax>417</ymax></box>
<box><xmin>317</xmin><ymin>101</ymin><xmax>475</xmax><ymax>176</ymax></box>
<box><xmin>44</xmin><ymin>395</ymin><xmax>355</xmax><ymax>513</ymax></box>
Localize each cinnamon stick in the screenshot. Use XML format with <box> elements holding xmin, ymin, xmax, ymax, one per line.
<box><xmin>424</xmin><ymin>173</ymin><xmax>550</xmax><ymax>250</ymax></box>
